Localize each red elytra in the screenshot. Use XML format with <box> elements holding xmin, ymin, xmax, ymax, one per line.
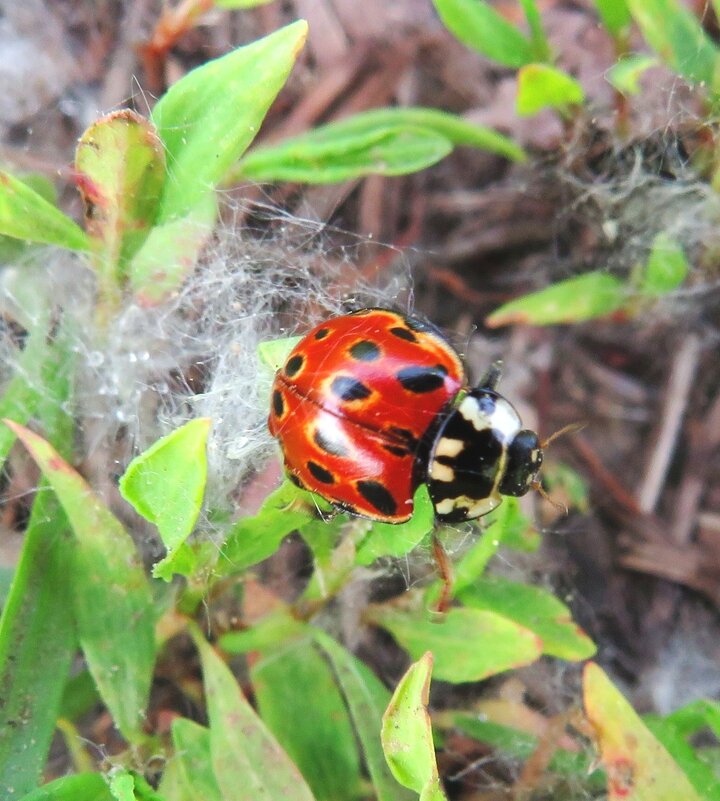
<box><xmin>268</xmin><ymin>309</ymin><xmax>465</xmax><ymax>522</ymax></box>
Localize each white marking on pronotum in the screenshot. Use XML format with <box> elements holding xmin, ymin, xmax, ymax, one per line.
<box><xmin>489</xmin><ymin>398</ymin><xmax>522</xmax><ymax>441</ymax></box>
<box><xmin>458</xmin><ymin>396</ymin><xmax>492</xmax><ymax>431</ymax></box>
<box><xmin>430</xmin><ymin>461</ymin><xmax>455</xmax><ymax>482</ymax></box>
<box><xmin>434</xmin><ymin>493</ymin><xmax>502</xmax><ymax>518</ymax></box>
<box><xmin>434</xmin><ymin>437</ymin><xmax>464</xmax><ymax>458</ymax></box>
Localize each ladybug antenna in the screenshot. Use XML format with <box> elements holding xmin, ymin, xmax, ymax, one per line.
<box><xmin>477</xmin><ymin>360</ymin><xmax>503</xmax><ymax>391</ymax></box>
<box><xmin>530</xmin><ymin>478</ymin><xmax>568</xmax><ymax>515</ymax></box>
<box><xmin>540</xmin><ymin>421</ymin><xmax>585</xmax><ymax>449</ymax></box>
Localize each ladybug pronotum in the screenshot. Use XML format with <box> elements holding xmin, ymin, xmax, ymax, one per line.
<box><xmin>268</xmin><ymin>309</ymin><xmax>543</xmax><ymax>524</ymax></box>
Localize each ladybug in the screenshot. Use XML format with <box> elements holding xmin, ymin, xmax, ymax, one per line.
<box><xmin>268</xmin><ymin>309</ymin><xmax>543</xmax><ymax>524</ymax></box>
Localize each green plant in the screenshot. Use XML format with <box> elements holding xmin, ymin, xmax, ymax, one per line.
<box><xmin>0</xmin><ymin>10</ymin><xmax>717</xmax><ymax>801</ymax></box>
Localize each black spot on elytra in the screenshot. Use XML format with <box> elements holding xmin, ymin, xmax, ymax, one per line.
<box><xmin>288</xmin><ymin>472</ymin><xmax>306</xmax><ymax>489</ymax></box>
<box><xmin>331</xmin><ymin>375</ymin><xmax>372</xmax><ymax>402</ymax></box>
<box><xmin>272</xmin><ymin>389</ymin><xmax>285</xmax><ymax>417</ymax></box>
<box><xmin>388</xmin><ymin>426</ymin><xmax>419</xmax><ymax>448</ymax></box>
<box><xmin>313</xmin><ymin>427</ymin><xmax>349</xmax><ymax>457</ymax></box>
<box><xmin>349</xmin><ymin>340</ymin><xmax>381</xmax><ymax>361</ymax></box>
<box><xmin>389</xmin><ymin>326</ymin><xmax>418</xmax><ymax>343</ymax></box>
<box><xmin>396</xmin><ymin>365</ymin><xmax>447</xmax><ymax>393</ymax></box>
<box><xmin>285</xmin><ymin>354</ymin><xmax>304</xmax><ymax>377</ymax></box>
<box><xmin>383</xmin><ymin>443</ymin><xmax>410</xmax><ymax>458</ymax></box>
<box><xmin>356</xmin><ymin>480</ymin><xmax>397</xmax><ymax>517</ymax></box>
<box><xmin>314</xmin><ymin>327</ymin><xmax>330</xmax><ymax>340</ymax></box>
<box><xmin>307</xmin><ymin>460</ymin><xmax>335</xmax><ymax>485</ymax></box>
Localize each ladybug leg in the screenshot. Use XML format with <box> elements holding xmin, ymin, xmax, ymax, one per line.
<box><xmin>476</xmin><ymin>360</ymin><xmax>503</xmax><ymax>391</ymax></box>
<box><xmin>431</xmin><ymin>534</ymin><xmax>454</xmax><ymax>615</ymax></box>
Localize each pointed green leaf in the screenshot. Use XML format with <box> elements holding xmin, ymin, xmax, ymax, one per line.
<box><xmin>234</xmin><ymin>108</ymin><xmax>523</xmax><ymax>184</ymax></box>
<box><xmin>16</xmin><ymin>774</ymin><xmax>113</xmax><ymax>801</ymax></box>
<box><xmin>486</xmin><ymin>271</ymin><xmax>626</xmax><ymax>327</ymax></box>
<box><xmin>627</xmin><ymin>0</ymin><xmax>720</xmax><ymax>93</ymax></box>
<box><xmin>355</xmin><ymin>485</ymin><xmax>435</xmax><ymax>565</ymax></box>
<box><xmin>75</xmin><ymin>110</ymin><xmax>165</xmax><ymax>273</ymax></box>
<box><xmin>119</xmin><ymin>418</ymin><xmax>211</xmax><ymax>580</ymax></box>
<box><xmin>128</xmin><ymin>193</ymin><xmax>216</xmax><ymax>306</ymax></box>
<box><xmin>593</xmin><ymin>0</ymin><xmax>631</xmax><ymax>38</ymax></box>
<box><xmin>220</xmin><ymin>608</ymin><xmax>308</xmax><ymax>653</ymax></box>
<box><xmin>516</xmin><ymin>63</ymin><xmax>585</xmax><ymax>116</ymax></box>
<box><xmin>258</xmin><ymin>335</ymin><xmax>303</xmax><ymax>371</ymax></box>
<box><xmin>584</xmin><ymin>662</ymin><xmax>703</xmax><ymax>801</ymax></box>
<box><xmin>314</xmin><ymin>631</ymin><xmax>415</xmax><ymax>801</ymax></box>
<box><xmin>638</xmin><ymin>232</ymin><xmax>688</xmax><ymax>296</ymax></box>
<box><xmin>0</xmin><ymin>170</ymin><xmax>89</xmax><ymax>251</ymax></box>
<box><xmin>251</xmin><ymin>639</ymin><xmax>361</xmax><ymax>801</ymax></box>
<box><xmin>0</xmin><ymin>492</ymin><xmax>75</xmax><ymax>799</ymax></box>
<box><xmin>606</xmin><ymin>54</ymin><xmax>658</xmax><ymax>95</ymax></box>
<box><xmin>166</xmin><ymin>719</ymin><xmax>222</xmax><ymax>801</ymax></box>
<box><xmin>432</xmin><ymin>0</ymin><xmax>534</xmax><ymax>67</ymax></box>
<box><xmin>3</xmin><ymin>421</ymin><xmax>155</xmax><ymax>742</ymax></box>
<box><xmin>458</xmin><ymin>575</ymin><xmax>596</xmax><ymax>660</ymax></box>
<box><xmin>644</xmin><ymin>713</ymin><xmax>720</xmax><ymax>801</ymax></box>
<box><xmin>381</xmin><ymin>653</ymin><xmax>448</xmax><ymax>801</ymax></box>
<box><xmin>368</xmin><ymin>601</ymin><xmax>542</xmax><ymax>683</ymax></box>
<box><xmin>218</xmin><ymin>480</ymin><xmax>319</xmax><ymax>574</ymax></box>
<box><xmin>152</xmin><ymin>21</ymin><xmax>308</xmax><ymax>221</ymax></box>
<box><xmin>239</xmin><ymin>127</ymin><xmax>451</xmax><ymax>183</ymax></box>
<box><xmin>191</xmin><ymin>629</ymin><xmax>317</xmax><ymax>801</ymax></box>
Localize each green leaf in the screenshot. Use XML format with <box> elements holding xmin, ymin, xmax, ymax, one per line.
<box><xmin>518</xmin><ymin>0</ymin><xmax>551</xmax><ymax>62</ymax></box>
<box><xmin>119</xmin><ymin>418</ymin><xmax>211</xmax><ymax>580</ymax></box>
<box><xmin>59</xmin><ymin>670</ymin><xmax>101</xmax><ymax>722</ymax></box>
<box><xmin>128</xmin><ymin>193</ymin><xmax>216</xmax><ymax>306</ymax></box>
<box><xmin>0</xmin><ymin>170</ymin><xmax>89</xmax><ymax>251</ymax></box>
<box><xmin>516</xmin><ymin>63</ymin><xmax>585</xmax><ymax>116</ymax></box>
<box><xmin>109</xmin><ymin>772</ymin><xmax>136</xmax><ymax>801</ymax></box>
<box><xmin>486</xmin><ymin>271</ymin><xmax>626</xmax><ymax>327</ymax></box>
<box><xmin>0</xmin><ymin>492</ymin><xmax>75</xmax><ymax>799</ymax></box>
<box><xmin>313</xmin><ymin>631</ymin><xmax>415</xmax><ymax>801</ymax></box>
<box><xmin>166</xmin><ymin>719</ymin><xmax>223</xmax><ymax>801</ymax></box>
<box><xmin>0</xmin><ymin>332</ymin><xmax>75</xmax><ymax>798</ymax></box>
<box><xmin>458</xmin><ymin>575</ymin><xmax>596</xmax><ymax>660</ymax></box>
<box><xmin>381</xmin><ymin>653</ymin><xmax>448</xmax><ymax>801</ymax></box>
<box><xmin>218</xmin><ymin>480</ymin><xmax>318</xmax><ymax>574</ymax></box>
<box><xmin>355</xmin><ymin>485</ymin><xmax>435</xmax><ymax>565</ymax></box>
<box><xmin>644</xmin><ymin>715</ymin><xmax>720</xmax><ymax>801</ymax></box>
<box><xmin>238</xmin><ymin>126</ymin><xmax>451</xmax><ymax>183</ymax></box>
<box><xmin>583</xmin><ymin>662</ymin><xmax>704</xmax><ymax>801</ymax></box>
<box><xmin>452</xmin><ymin>715</ymin><xmax>602</xmax><ymax>783</ymax></box>
<box><xmin>220</xmin><ymin>608</ymin><xmax>308</xmax><ymax>653</ymax></box>
<box><xmin>627</xmin><ymin>0</ymin><xmax>720</xmax><ymax>93</ymax></box>
<box><xmin>251</xmin><ymin>639</ymin><xmax>362</xmax><ymax>801</ymax></box>
<box><xmin>75</xmin><ymin>110</ymin><xmax>165</xmax><ymax>275</ymax></box>
<box><xmin>662</xmin><ymin>699</ymin><xmax>720</xmax><ymax>740</ymax></box>
<box><xmin>234</xmin><ymin>108</ymin><xmax>524</xmax><ymax>184</ymax></box>
<box><xmin>152</xmin><ymin>21</ymin><xmax>308</xmax><ymax>221</ymax></box>
<box><xmin>258</xmin><ymin>335</ymin><xmax>303</xmax><ymax>371</ymax></box>
<box><xmin>593</xmin><ymin>0</ymin><xmax>631</xmax><ymax>38</ymax></box>
<box><xmin>3</xmin><ymin>421</ymin><xmax>156</xmax><ymax>742</ymax></box>
<box><xmin>16</xmin><ymin>774</ymin><xmax>113</xmax><ymax>801</ymax></box>
<box><xmin>606</xmin><ymin>54</ymin><xmax>658</xmax><ymax>95</ymax></box>
<box><xmin>637</xmin><ymin>232</ymin><xmax>689</xmax><ymax>296</ymax></box>
<box><xmin>432</xmin><ymin>0</ymin><xmax>534</xmax><ymax>67</ymax></box>
<box><xmin>368</xmin><ymin>601</ymin><xmax>542</xmax><ymax>683</ymax></box>
<box><xmin>191</xmin><ymin>627</ymin><xmax>317</xmax><ymax>801</ymax></box>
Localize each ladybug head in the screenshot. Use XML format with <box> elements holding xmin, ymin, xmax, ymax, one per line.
<box><xmin>498</xmin><ymin>429</ymin><xmax>543</xmax><ymax>496</ymax></box>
